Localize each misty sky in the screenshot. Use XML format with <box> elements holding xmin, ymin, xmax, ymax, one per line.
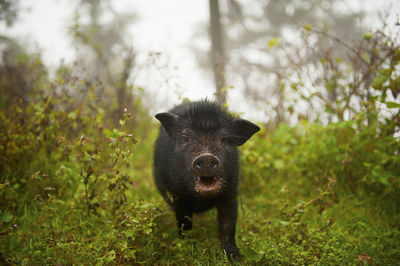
<box><xmin>1</xmin><ymin>0</ymin><xmax>399</xmax><ymax>120</ymax></box>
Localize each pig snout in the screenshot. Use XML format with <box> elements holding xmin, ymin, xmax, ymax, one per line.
<box><xmin>192</xmin><ymin>153</ymin><xmax>222</xmax><ymax>193</ymax></box>
<box><xmin>192</xmin><ymin>153</ymin><xmax>220</xmax><ymax>176</ymax></box>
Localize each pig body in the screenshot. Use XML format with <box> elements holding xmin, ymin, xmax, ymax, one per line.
<box><xmin>153</xmin><ymin>100</ymin><xmax>259</xmax><ymax>261</ymax></box>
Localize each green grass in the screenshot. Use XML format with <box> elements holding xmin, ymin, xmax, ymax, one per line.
<box><xmin>1</xmin><ymin>111</ymin><xmax>399</xmax><ymax>265</ymax></box>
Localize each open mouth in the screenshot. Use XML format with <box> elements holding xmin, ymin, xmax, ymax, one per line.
<box><xmin>195</xmin><ymin>176</ymin><xmax>222</xmax><ymax>193</ymax></box>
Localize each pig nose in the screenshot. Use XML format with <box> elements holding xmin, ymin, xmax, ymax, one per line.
<box><xmin>192</xmin><ymin>153</ymin><xmax>220</xmax><ymax>175</ymax></box>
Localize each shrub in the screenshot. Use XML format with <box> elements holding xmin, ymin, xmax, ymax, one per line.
<box><xmin>0</xmin><ymin>79</ymin><xmax>162</xmax><ymax>264</ymax></box>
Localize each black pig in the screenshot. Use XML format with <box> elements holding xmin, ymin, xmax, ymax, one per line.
<box><xmin>153</xmin><ymin>100</ymin><xmax>260</xmax><ymax>261</ymax></box>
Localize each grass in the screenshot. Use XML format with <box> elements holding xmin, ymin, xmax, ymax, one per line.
<box><xmin>1</xmin><ymin>119</ymin><xmax>399</xmax><ymax>265</ymax></box>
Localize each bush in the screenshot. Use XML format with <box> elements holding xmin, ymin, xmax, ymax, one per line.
<box><xmin>241</xmin><ymin>119</ymin><xmax>400</xmax><ymax>212</ymax></box>
<box><xmin>0</xmin><ymin>81</ymin><xmax>161</xmax><ymax>264</ymax></box>
<box><xmin>238</xmin><ymin>120</ymin><xmax>400</xmax><ymax>264</ymax></box>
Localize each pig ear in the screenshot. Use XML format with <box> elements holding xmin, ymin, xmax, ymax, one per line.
<box><xmin>155</xmin><ymin>112</ymin><xmax>179</xmax><ymax>136</ymax></box>
<box><xmin>228</xmin><ymin>119</ymin><xmax>260</xmax><ymax>146</ymax></box>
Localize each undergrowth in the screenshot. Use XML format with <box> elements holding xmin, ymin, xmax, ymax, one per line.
<box><xmin>0</xmin><ymin>90</ymin><xmax>399</xmax><ymax>264</ymax></box>
<box><xmin>1</xmin><ymin>26</ymin><xmax>399</xmax><ymax>264</ymax></box>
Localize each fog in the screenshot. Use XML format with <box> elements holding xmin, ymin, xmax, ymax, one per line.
<box><xmin>1</xmin><ymin>0</ymin><xmax>399</xmax><ymax>122</ymax></box>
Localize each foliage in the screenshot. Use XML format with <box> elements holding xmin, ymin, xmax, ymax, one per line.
<box><xmin>0</xmin><ymin>80</ymin><xmax>159</xmax><ymax>264</ymax></box>
<box><xmin>237</xmin><ymin>120</ymin><xmax>400</xmax><ymax>264</ymax></box>
<box><xmin>0</xmin><ymin>0</ymin><xmax>19</xmax><ymax>27</ymax></box>
<box><xmin>0</xmin><ymin>42</ymin><xmax>48</xmax><ymax>108</ymax></box>
<box><xmin>194</xmin><ymin>0</ymin><xmax>368</xmax><ymax>124</ymax></box>
<box><xmin>1</xmin><ymin>82</ymin><xmax>399</xmax><ymax>264</ymax></box>
<box><xmin>69</xmin><ymin>0</ymin><xmax>137</xmax><ymax>120</ymax></box>
<box><xmin>1</xmin><ymin>14</ymin><xmax>400</xmax><ymax>265</ymax></box>
<box><xmin>243</xmin><ymin>119</ymin><xmax>400</xmax><ymax>205</ymax></box>
<box><xmin>284</xmin><ymin>25</ymin><xmax>400</xmax><ymax>125</ymax></box>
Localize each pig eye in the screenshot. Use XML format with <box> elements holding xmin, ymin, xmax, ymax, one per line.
<box><xmin>221</xmin><ymin>138</ymin><xmax>231</xmax><ymax>145</ymax></box>
<box><xmin>182</xmin><ymin>136</ymin><xmax>190</xmax><ymax>143</ymax></box>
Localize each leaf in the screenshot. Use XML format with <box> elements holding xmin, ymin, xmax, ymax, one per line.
<box><xmin>1</xmin><ymin>213</ymin><xmax>13</xmax><ymax>222</ymax></box>
<box><xmin>335</xmin><ymin>57</ymin><xmax>343</xmax><ymax>63</ymax></box>
<box><xmin>371</xmin><ymin>74</ymin><xmax>389</xmax><ymax>90</ymax></box>
<box><xmin>303</xmin><ymin>24</ymin><xmax>312</xmax><ymax>31</ymax></box>
<box><xmin>364</xmin><ymin>33</ymin><xmax>372</xmax><ymax>40</ymax></box>
<box><xmin>380</xmin><ymin>68</ymin><xmax>393</xmax><ymax>76</ymax></box>
<box><xmin>273</xmin><ymin>159</ymin><xmax>285</xmax><ymax>170</ymax></box>
<box><xmin>390</xmin><ymin>80</ymin><xmax>399</xmax><ymax>98</ymax></box>
<box><xmin>279</xmin><ymin>220</ymin><xmax>289</xmax><ymax>226</ymax></box>
<box><xmin>385</xmin><ymin>101</ymin><xmax>400</xmax><ymax>108</ymax></box>
<box><xmin>361</xmin><ymin>53</ymin><xmax>371</xmax><ymax>64</ymax></box>
<box><xmin>105</xmin><ymin>250</ymin><xmax>116</xmax><ymax>262</ymax></box>
<box><xmin>267</xmin><ymin>37</ymin><xmax>281</xmax><ymax>49</ymax></box>
<box><xmin>241</xmin><ymin>247</ymin><xmax>264</xmax><ymax>261</ymax></box>
<box><xmin>67</xmin><ymin>111</ymin><xmax>77</xmax><ymax>120</ymax></box>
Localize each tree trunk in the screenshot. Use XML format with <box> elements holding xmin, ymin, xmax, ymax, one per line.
<box><xmin>116</xmin><ymin>48</ymin><xmax>135</xmax><ymax>120</ymax></box>
<box><xmin>209</xmin><ymin>0</ymin><xmax>226</xmax><ymax>105</ymax></box>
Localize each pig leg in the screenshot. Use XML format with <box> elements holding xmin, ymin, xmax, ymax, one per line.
<box><xmin>217</xmin><ymin>197</ymin><xmax>241</xmax><ymax>262</ymax></box>
<box><xmin>174</xmin><ymin>204</ymin><xmax>192</xmax><ymax>233</ymax></box>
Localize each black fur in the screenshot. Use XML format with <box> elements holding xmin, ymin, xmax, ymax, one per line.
<box><xmin>153</xmin><ymin>99</ymin><xmax>260</xmax><ymax>261</ymax></box>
